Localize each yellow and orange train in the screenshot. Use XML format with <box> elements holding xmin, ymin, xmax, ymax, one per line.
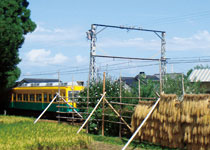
<box><xmin>10</xmin><ymin>83</ymin><xmax>84</xmax><ymax>112</ymax></box>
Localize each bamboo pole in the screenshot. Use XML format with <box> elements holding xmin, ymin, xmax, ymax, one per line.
<box><xmin>119</xmin><ymin>74</ymin><xmax>122</xmax><ymax>138</ymax></box>
<box><xmin>86</xmin><ymin>74</ymin><xmax>90</xmax><ymax>133</ymax></box>
<box><xmin>58</xmin><ymin>71</ymin><xmax>61</xmax><ymax>123</ymax></box>
<box><xmin>121</xmin><ymin>98</ymin><xmax>160</xmax><ymax>150</ymax></box>
<box><xmin>104</xmin><ymin>98</ymin><xmax>131</xmax><ymax>130</ymax></box>
<box><xmin>77</xmin><ymin>92</ymin><xmax>106</xmax><ymax>134</ymax></box>
<box><xmin>182</xmin><ymin>74</ymin><xmax>185</xmax><ymax>95</ymax></box>
<box><xmin>72</xmin><ymin>76</ymin><xmax>75</xmax><ymax>125</ymax></box>
<box><xmin>138</xmin><ymin>78</ymin><xmax>141</xmax><ymax>101</ymax></box>
<box><xmin>34</xmin><ymin>94</ymin><xmax>58</xmax><ymax>124</ymax></box>
<box><xmin>102</xmin><ymin>72</ymin><xmax>106</xmax><ymax>136</ymax></box>
<box><xmin>159</xmin><ymin>60</ymin><xmax>162</xmax><ymax>94</ymax></box>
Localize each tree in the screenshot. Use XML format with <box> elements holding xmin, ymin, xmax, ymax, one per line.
<box><xmin>163</xmin><ymin>72</ymin><xmax>204</xmax><ymax>98</ymax></box>
<box><xmin>78</xmin><ymin>77</ymin><xmax>134</xmax><ymax>135</ymax></box>
<box><xmin>131</xmin><ymin>75</ymin><xmax>159</xmax><ymax>99</ymax></box>
<box><xmin>0</xmin><ymin>0</ymin><xmax>36</xmax><ymax>112</ymax></box>
<box><xmin>131</xmin><ymin>71</ymin><xmax>204</xmax><ymax>99</ymax></box>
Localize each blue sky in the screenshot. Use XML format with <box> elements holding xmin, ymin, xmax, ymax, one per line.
<box><xmin>19</xmin><ymin>0</ymin><xmax>210</xmax><ymax>82</ymax></box>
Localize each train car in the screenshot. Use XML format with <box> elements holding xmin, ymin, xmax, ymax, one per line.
<box><xmin>9</xmin><ymin>82</ymin><xmax>84</xmax><ymax>113</ymax></box>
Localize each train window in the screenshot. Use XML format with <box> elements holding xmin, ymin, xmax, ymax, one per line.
<box><xmin>36</xmin><ymin>94</ymin><xmax>42</xmax><ymax>102</ymax></box>
<box><xmin>18</xmin><ymin>94</ymin><xmax>22</xmax><ymax>101</ymax></box>
<box><xmin>49</xmin><ymin>94</ymin><xmax>52</xmax><ymax>101</ymax></box>
<box><xmin>13</xmin><ymin>94</ymin><xmax>17</xmax><ymax>101</ymax></box>
<box><xmin>23</xmin><ymin>94</ymin><xmax>28</xmax><ymax>101</ymax></box>
<box><xmin>44</xmin><ymin>93</ymin><xmax>47</xmax><ymax>102</ymax></box>
<box><xmin>61</xmin><ymin>93</ymin><xmax>65</xmax><ymax>99</ymax></box>
<box><xmin>68</xmin><ymin>91</ymin><xmax>79</xmax><ymax>99</ymax></box>
<box><xmin>30</xmin><ymin>94</ymin><xmax>35</xmax><ymax>101</ymax></box>
<box><xmin>54</xmin><ymin>94</ymin><xmax>57</xmax><ymax>98</ymax></box>
<box><xmin>53</xmin><ymin>94</ymin><xmax>57</xmax><ymax>102</ymax></box>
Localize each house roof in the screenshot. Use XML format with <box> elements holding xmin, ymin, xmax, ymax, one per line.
<box><xmin>121</xmin><ymin>77</ymin><xmax>138</xmax><ymax>87</ymax></box>
<box><xmin>189</xmin><ymin>69</ymin><xmax>210</xmax><ymax>82</ymax></box>
<box><xmin>20</xmin><ymin>78</ymin><xmax>60</xmax><ymax>83</ymax></box>
<box><xmin>145</xmin><ymin>75</ymin><xmax>159</xmax><ymax>81</ymax></box>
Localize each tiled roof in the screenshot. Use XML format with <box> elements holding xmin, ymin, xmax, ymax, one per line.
<box><xmin>121</xmin><ymin>77</ymin><xmax>137</xmax><ymax>86</ymax></box>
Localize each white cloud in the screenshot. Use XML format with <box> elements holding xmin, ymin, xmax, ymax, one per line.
<box><xmin>97</xmin><ymin>30</ymin><xmax>210</xmax><ymax>52</ymax></box>
<box><xmin>168</xmin><ymin>30</ymin><xmax>210</xmax><ymax>51</ymax></box>
<box><xmin>25</xmin><ymin>49</ymin><xmax>69</xmax><ymax>66</ymax></box>
<box><xmin>76</xmin><ymin>55</ymin><xmax>87</xmax><ymax>64</ymax></box>
<box><xmin>25</xmin><ymin>24</ymin><xmax>85</xmax><ymax>46</ymax></box>
<box><xmin>98</xmin><ymin>37</ymin><xmax>159</xmax><ymax>50</ymax></box>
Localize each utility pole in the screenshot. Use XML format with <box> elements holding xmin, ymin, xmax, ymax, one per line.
<box><xmin>58</xmin><ymin>70</ymin><xmax>60</xmax><ymax>123</ymax></box>
<box><xmin>87</xmin><ymin>24</ymin><xmax>97</xmax><ymax>81</ymax></box>
<box><xmin>161</xmin><ymin>32</ymin><xmax>166</xmax><ymax>89</ymax></box>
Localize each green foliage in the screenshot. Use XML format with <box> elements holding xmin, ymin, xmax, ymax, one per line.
<box><xmin>0</xmin><ymin>115</ymin><xmax>93</xmax><ymax>150</ymax></box>
<box><xmin>163</xmin><ymin>74</ymin><xmax>204</xmax><ymax>98</ymax></box>
<box><xmin>193</xmin><ymin>64</ymin><xmax>210</xmax><ymax>69</ymax></box>
<box><xmin>131</xmin><ymin>76</ymin><xmax>159</xmax><ymax>99</ymax></box>
<box><xmin>0</xmin><ymin>0</ymin><xmax>36</xmax><ymax>112</ymax></box>
<box><xmin>78</xmin><ymin>77</ymin><xmax>135</xmax><ymax>136</ymax></box>
<box><xmin>90</xmin><ymin>134</ymin><xmax>178</xmax><ymax>150</ymax></box>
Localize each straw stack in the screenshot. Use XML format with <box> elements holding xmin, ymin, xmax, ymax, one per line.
<box><xmin>131</xmin><ymin>94</ymin><xmax>210</xmax><ymax>150</ymax></box>
<box><xmin>181</xmin><ymin>94</ymin><xmax>210</xmax><ymax>150</ymax></box>
<box><xmin>131</xmin><ymin>94</ymin><xmax>182</xmax><ymax>148</ymax></box>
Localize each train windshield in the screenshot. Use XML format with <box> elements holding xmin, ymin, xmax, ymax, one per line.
<box><xmin>68</xmin><ymin>91</ymin><xmax>80</xmax><ymax>100</ymax></box>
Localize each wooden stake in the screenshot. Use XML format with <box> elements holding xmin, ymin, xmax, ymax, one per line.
<box><xmin>72</xmin><ymin>76</ymin><xmax>75</xmax><ymax>125</ymax></box>
<box><xmin>86</xmin><ymin>74</ymin><xmax>90</xmax><ymax>133</ymax></box>
<box><xmin>182</xmin><ymin>74</ymin><xmax>185</xmax><ymax>95</ymax></box>
<box><xmin>77</xmin><ymin>92</ymin><xmax>106</xmax><ymax>134</ymax></box>
<box><xmin>104</xmin><ymin>98</ymin><xmax>131</xmax><ymax>130</ymax></box>
<box><xmin>102</xmin><ymin>72</ymin><xmax>106</xmax><ymax>136</ymax></box>
<box><xmin>138</xmin><ymin>78</ymin><xmax>141</xmax><ymax>101</ymax></box>
<box><xmin>58</xmin><ymin>71</ymin><xmax>61</xmax><ymax>123</ymax></box>
<box><xmin>119</xmin><ymin>74</ymin><xmax>122</xmax><ymax>138</ymax></box>
<box><xmin>159</xmin><ymin>60</ymin><xmax>162</xmax><ymax>94</ymax></box>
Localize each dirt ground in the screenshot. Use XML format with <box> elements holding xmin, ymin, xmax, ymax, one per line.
<box><xmin>89</xmin><ymin>141</ymin><xmax>142</xmax><ymax>150</ymax></box>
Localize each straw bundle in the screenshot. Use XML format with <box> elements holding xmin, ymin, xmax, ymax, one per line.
<box><xmin>181</xmin><ymin>94</ymin><xmax>210</xmax><ymax>150</ymax></box>
<box><xmin>131</xmin><ymin>94</ymin><xmax>210</xmax><ymax>150</ymax></box>
<box><xmin>131</xmin><ymin>94</ymin><xmax>182</xmax><ymax>148</ymax></box>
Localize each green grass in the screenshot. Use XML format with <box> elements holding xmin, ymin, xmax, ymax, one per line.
<box><xmin>0</xmin><ymin>115</ymin><xmax>92</xmax><ymax>150</ymax></box>
<box><xmin>89</xmin><ymin>134</ymin><xmax>179</xmax><ymax>150</ymax></box>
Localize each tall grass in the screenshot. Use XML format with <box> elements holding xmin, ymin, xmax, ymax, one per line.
<box><xmin>0</xmin><ymin>115</ymin><xmax>92</xmax><ymax>150</ymax></box>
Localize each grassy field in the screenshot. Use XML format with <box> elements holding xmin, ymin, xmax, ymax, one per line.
<box><xmin>0</xmin><ymin>115</ymin><xmax>178</xmax><ymax>150</ymax></box>
<box><xmin>0</xmin><ymin>115</ymin><xmax>92</xmax><ymax>150</ymax></box>
<box><xmin>89</xmin><ymin>134</ymin><xmax>178</xmax><ymax>150</ymax></box>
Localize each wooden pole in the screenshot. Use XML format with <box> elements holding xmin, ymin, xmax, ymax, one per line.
<box><xmin>182</xmin><ymin>74</ymin><xmax>185</xmax><ymax>95</ymax></box>
<box><xmin>119</xmin><ymin>74</ymin><xmax>122</xmax><ymax>138</ymax></box>
<box><xmin>159</xmin><ymin>60</ymin><xmax>162</xmax><ymax>94</ymax></box>
<box><xmin>86</xmin><ymin>74</ymin><xmax>90</xmax><ymax>133</ymax></box>
<box><xmin>102</xmin><ymin>72</ymin><xmax>106</xmax><ymax>136</ymax></box>
<box><xmin>121</xmin><ymin>98</ymin><xmax>160</xmax><ymax>150</ymax></box>
<box><xmin>77</xmin><ymin>92</ymin><xmax>106</xmax><ymax>134</ymax></box>
<box><xmin>138</xmin><ymin>78</ymin><xmax>141</xmax><ymax>101</ymax></box>
<box><xmin>104</xmin><ymin>98</ymin><xmax>131</xmax><ymax>130</ymax></box>
<box><xmin>58</xmin><ymin>71</ymin><xmax>61</xmax><ymax>123</ymax></box>
<box><xmin>72</xmin><ymin>76</ymin><xmax>75</xmax><ymax>125</ymax></box>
